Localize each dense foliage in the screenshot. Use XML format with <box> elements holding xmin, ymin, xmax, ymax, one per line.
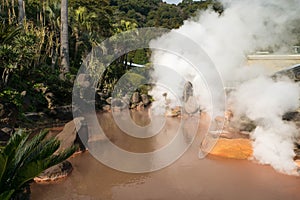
<box><xmin>0</xmin><ymin>129</ymin><xmax>76</xmax><ymax>199</ymax></box>
<box><xmin>0</xmin><ymin>0</ymin><xmax>222</xmax><ymax>127</ymax></box>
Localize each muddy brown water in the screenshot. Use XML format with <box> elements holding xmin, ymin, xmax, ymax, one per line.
<box><xmin>31</xmin><ymin>111</ymin><xmax>300</xmax><ymax>200</ymax></box>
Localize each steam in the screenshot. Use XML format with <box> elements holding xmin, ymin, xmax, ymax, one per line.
<box><xmin>230</xmin><ymin>77</ymin><xmax>299</xmax><ymax>174</ymax></box>
<box><xmin>149</xmin><ymin>0</ymin><xmax>300</xmax><ymax>174</ymax></box>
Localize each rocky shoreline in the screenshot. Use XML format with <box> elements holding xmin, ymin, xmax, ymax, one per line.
<box><xmin>2</xmin><ymin>85</ymin><xmax>300</xmax><ymax>183</ymax></box>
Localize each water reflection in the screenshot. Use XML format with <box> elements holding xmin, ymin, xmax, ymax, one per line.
<box><xmin>85</xmin><ymin>109</ymin><xmax>199</xmax><ymax>173</ymax></box>
<box><xmin>31</xmin><ymin>111</ymin><xmax>300</xmax><ymax>200</ymax></box>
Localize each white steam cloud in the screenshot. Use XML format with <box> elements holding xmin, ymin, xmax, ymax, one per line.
<box><xmin>149</xmin><ymin>0</ymin><xmax>300</xmax><ymax>174</ymax></box>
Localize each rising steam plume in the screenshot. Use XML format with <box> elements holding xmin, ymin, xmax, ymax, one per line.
<box><xmin>149</xmin><ymin>0</ymin><xmax>300</xmax><ymax>174</ymax></box>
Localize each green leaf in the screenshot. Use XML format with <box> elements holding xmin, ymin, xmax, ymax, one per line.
<box><xmin>0</xmin><ymin>189</ymin><xmax>15</xmax><ymax>200</ymax></box>
<box><xmin>0</xmin><ymin>128</ymin><xmax>76</xmax><ymax>197</ymax></box>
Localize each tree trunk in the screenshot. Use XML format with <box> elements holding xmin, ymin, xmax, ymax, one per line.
<box><xmin>6</xmin><ymin>0</ymin><xmax>12</xmax><ymax>24</ymax></box>
<box><xmin>18</xmin><ymin>0</ymin><xmax>25</xmax><ymax>24</ymax></box>
<box><xmin>11</xmin><ymin>0</ymin><xmax>16</xmax><ymax>20</ymax></box>
<box><xmin>60</xmin><ymin>0</ymin><xmax>70</xmax><ymax>79</ymax></box>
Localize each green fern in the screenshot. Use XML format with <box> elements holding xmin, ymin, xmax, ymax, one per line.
<box><xmin>0</xmin><ymin>129</ymin><xmax>76</xmax><ymax>199</ymax></box>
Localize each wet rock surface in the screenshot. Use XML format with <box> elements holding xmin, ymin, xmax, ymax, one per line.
<box><xmin>34</xmin><ymin>161</ymin><xmax>73</xmax><ymax>182</ymax></box>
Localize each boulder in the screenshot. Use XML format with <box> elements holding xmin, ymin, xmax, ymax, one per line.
<box><xmin>238</xmin><ymin>116</ymin><xmax>256</xmax><ymax>132</ymax></box>
<box><xmin>34</xmin><ymin>161</ymin><xmax>73</xmax><ymax>182</ymax></box>
<box><xmin>283</xmin><ymin>111</ymin><xmax>300</xmax><ymax>128</ymax></box>
<box><xmin>183</xmin><ymin>96</ymin><xmax>199</xmax><ymax>114</ymax></box>
<box><xmin>209</xmin><ymin>138</ymin><xmax>253</xmax><ymax>159</ymax></box>
<box><xmin>106</xmin><ymin>97</ymin><xmax>112</xmax><ymax>105</ymax></box>
<box><xmin>102</xmin><ymin>104</ymin><xmax>111</xmax><ymax>112</ymax></box>
<box><xmin>131</xmin><ymin>92</ymin><xmax>140</xmax><ymax>104</ymax></box>
<box><xmin>283</xmin><ymin>111</ymin><xmax>300</xmax><ymax>121</ymax></box>
<box><xmin>111</xmin><ymin>98</ymin><xmax>127</xmax><ymax>110</ymax></box>
<box><xmin>183</xmin><ymin>81</ymin><xmax>193</xmax><ymax>102</ymax></box>
<box><xmin>77</xmin><ymin>73</ymin><xmax>91</xmax><ymax>88</ymax></box>
<box><xmin>141</xmin><ymin>94</ymin><xmax>150</xmax><ymax>106</ymax></box>
<box><xmin>34</xmin><ymin>118</ymin><xmax>87</xmax><ymax>183</ymax></box>
<box><xmin>122</xmin><ymin>95</ymin><xmax>130</xmax><ymax>105</ymax></box>
<box><xmin>136</xmin><ymin>102</ymin><xmax>145</xmax><ymax>111</ymax></box>
<box><xmin>130</xmin><ymin>103</ymin><xmax>137</xmax><ymax>109</ymax></box>
<box><xmin>55</xmin><ymin>117</ymin><xmax>85</xmax><ymax>153</ymax></box>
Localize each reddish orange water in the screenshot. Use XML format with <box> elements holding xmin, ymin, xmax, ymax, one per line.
<box><xmin>31</xmin><ymin>111</ymin><xmax>300</xmax><ymax>200</ymax></box>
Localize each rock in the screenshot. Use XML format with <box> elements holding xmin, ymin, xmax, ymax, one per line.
<box><xmin>1</xmin><ymin>127</ymin><xmax>13</xmax><ymax>135</ymax></box>
<box><xmin>111</xmin><ymin>98</ymin><xmax>127</xmax><ymax>110</ymax></box>
<box><xmin>45</xmin><ymin>92</ymin><xmax>54</xmax><ymax>109</ymax></box>
<box><xmin>122</xmin><ymin>95</ymin><xmax>130</xmax><ymax>105</ymax></box>
<box><xmin>219</xmin><ymin>129</ymin><xmax>250</xmax><ymax>139</ymax></box>
<box><xmin>0</xmin><ymin>103</ymin><xmax>18</xmax><ymax>127</ymax></box>
<box><xmin>165</xmin><ymin>106</ymin><xmax>181</xmax><ymax>117</ymax></box>
<box><xmin>136</xmin><ymin>102</ymin><xmax>144</xmax><ymax>111</ymax></box>
<box><xmin>209</xmin><ymin>138</ymin><xmax>253</xmax><ymax>159</ymax></box>
<box><xmin>296</xmin><ymin>139</ymin><xmax>300</xmax><ymax>147</ymax></box>
<box><xmin>295</xmin><ymin>160</ymin><xmax>300</xmax><ymax>168</ymax></box>
<box><xmin>34</xmin><ymin>161</ymin><xmax>73</xmax><ymax>182</ymax></box>
<box><xmin>285</xmin><ymin>111</ymin><xmax>300</xmax><ymax>121</ymax></box>
<box><xmin>239</xmin><ymin>116</ymin><xmax>256</xmax><ymax>132</ymax></box>
<box><xmin>102</xmin><ymin>105</ymin><xmax>111</xmax><ymax>112</ymax></box>
<box><xmin>131</xmin><ymin>92</ymin><xmax>140</xmax><ymax>104</ymax></box>
<box><xmin>183</xmin><ymin>96</ymin><xmax>199</xmax><ymax>114</ymax></box>
<box><xmin>141</xmin><ymin>94</ymin><xmax>150</xmax><ymax>106</ymax></box>
<box><xmin>130</xmin><ymin>103</ymin><xmax>137</xmax><ymax>109</ymax></box>
<box><xmin>24</xmin><ymin>112</ymin><xmax>46</xmax><ymax>121</ymax></box>
<box><xmin>49</xmin><ymin>105</ymin><xmax>73</xmax><ymax>120</ymax></box>
<box><xmin>183</xmin><ymin>81</ymin><xmax>193</xmax><ymax>102</ymax></box>
<box><xmin>55</xmin><ymin>117</ymin><xmax>85</xmax><ymax>153</ymax></box>
<box><xmin>77</xmin><ymin>73</ymin><xmax>91</xmax><ymax>88</ymax></box>
<box><xmin>106</xmin><ymin>97</ymin><xmax>112</xmax><ymax>105</ymax></box>
<box><xmin>219</xmin><ymin>130</ymin><xmax>234</xmax><ymax>139</ymax></box>
<box><xmin>283</xmin><ymin>112</ymin><xmax>300</xmax><ymax>128</ymax></box>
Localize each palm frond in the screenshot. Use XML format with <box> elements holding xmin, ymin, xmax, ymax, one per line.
<box><xmin>0</xmin><ymin>129</ymin><xmax>77</xmax><ymax>199</ymax></box>
<box><xmin>0</xmin><ymin>189</ymin><xmax>14</xmax><ymax>200</ymax></box>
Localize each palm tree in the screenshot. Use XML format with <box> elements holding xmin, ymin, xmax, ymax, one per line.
<box><xmin>0</xmin><ymin>129</ymin><xmax>76</xmax><ymax>200</ymax></box>
<box><xmin>18</xmin><ymin>0</ymin><xmax>25</xmax><ymax>24</ymax></box>
<box><xmin>60</xmin><ymin>0</ymin><xmax>70</xmax><ymax>79</ymax></box>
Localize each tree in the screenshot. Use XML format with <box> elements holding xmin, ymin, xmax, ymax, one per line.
<box><xmin>0</xmin><ymin>129</ymin><xmax>76</xmax><ymax>200</ymax></box>
<box><xmin>18</xmin><ymin>0</ymin><xmax>25</xmax><ymax>24</ymax></box>
<box><xmin>60</xmin><ymin>0</ymin><xmax>70</xmax><ymax>79</ymax></box>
